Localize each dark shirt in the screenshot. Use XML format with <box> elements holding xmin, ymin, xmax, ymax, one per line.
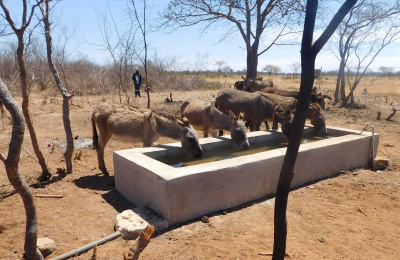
<box><xmin>132</xmin><ymin>72</ymin><xmax>142</xmax><ymax>85</ymax></box>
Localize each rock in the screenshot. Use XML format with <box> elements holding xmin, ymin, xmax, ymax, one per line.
<box><xmin>116</xmin><ymin>210</ymin><xmax>148</xmax><ymax>240</ymax></box>
<box><xmin>374</xmin><ymin>156</ymin><xmax>389</xmax><ymax>171</ymax></box>
<box><xmin>115</xmin><ymin>208</ymin><xmax>168</xmax><ymax>240</ymax></box>
<box><xmin>37</xmin><ymin>237</ymin><xmax>56</xmax><ymax>258</ymax></box>
<box><xmin>201</xmin><ymin>216</ymin><xmax>210</xmax><ymax>223</ymax></box>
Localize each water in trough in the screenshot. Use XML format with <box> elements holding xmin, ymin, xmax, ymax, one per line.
<box><xmin>158</xmin><ymin>133</ymin><xmax>338</xmax><ymax>168</ymax></box>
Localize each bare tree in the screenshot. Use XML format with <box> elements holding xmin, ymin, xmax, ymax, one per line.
<box><xmin>378</xmin><ymin>66</ymin><xmax>394</xmax><ymax>77</ymax></box>
<box><xmin>289</xmin><ymin>62</ymin><xmax>301</xmax><ymax>78</ymax></box>
<box><xmin>53</xmin><ymin>24</ymin><xmax>77</xmax><ymax>93</ymax></box>
<box><xmin>332</xmin><ymin>0</ymin><xmax>400</xmax><ymax>104</ymax></box>
<box><xmin>0</xmin><ymin>0</ymin><xmax>51</xmax><ymax>181</ymax></box>
<box><xmin>0</xmin><ymin>78</ymin><xmax>44</xmax><ymax>260</ymax></box>
<box><xmin>215</xmin><ymin>60</ymin><xmax>226</xmax><ymax>75</ymax></box>
<box><xmin>159</xmin><ymin>0</ymin><xmax>302</xmax><ymax>81</ymax></box>
<box><xmin>39</xmin><ymin>0</ymin><xmax>74</xmax><ymax>174</ymax></box>
<box><xmin>273</xmin><ymin>1</ymin><xmax>357</xmax><ymax>259</ymax></box>
<box><xmin>95</xmin><ymin>1</ymin><xmax>136</xmax><ymax>104</ymax></box>
<box><xmin>193</xmin><ymin>52</ymin><xmax>210</xmax><ymax>74</ymax></box>
<box><xmin>128</xmin><ymin>0</ymin><xmax>151</xmax><ymax>108</ymax></box>
<box><xmin>222</xmin><ymin>65</ymin><xmax>233</xmax><ymax>74</ymax></box>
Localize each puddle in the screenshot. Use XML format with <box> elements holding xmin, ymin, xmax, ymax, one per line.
<box><xmin>56</xmin><ymin>137</ymin><xmax>93</xmax><ymax>149</ymax></box>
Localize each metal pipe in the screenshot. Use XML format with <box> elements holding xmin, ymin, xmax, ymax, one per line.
<box><xmin>49</xmin><ymin>231</ymin><xmax>122</xmax><ymax>260</ymax></box>
<box><xmin>369</xmin><ymin>124</ymin><xmax>375</xmax><ymax>171</ymax></box>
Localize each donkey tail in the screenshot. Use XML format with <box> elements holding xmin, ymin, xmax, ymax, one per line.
<box><xmin>91</xmin><ymin>113</ymin><xmax>99</xmax><ymax>150</ymax></box>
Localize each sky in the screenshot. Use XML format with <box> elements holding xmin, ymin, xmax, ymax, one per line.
<box><xmin>1</xmin><ymin>0</ymin><xmax>399</xmax><ymax>73</ymax></box>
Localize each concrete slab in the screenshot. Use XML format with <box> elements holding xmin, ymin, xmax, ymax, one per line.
<box><xmin>114</xmin><ymin>126</ymin><xmax>379</xmax><ymax>225</ymax></box>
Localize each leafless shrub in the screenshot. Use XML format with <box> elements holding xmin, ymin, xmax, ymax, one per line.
<box><xmin>1</xmin><ymin>41</ymin><xmax>219</xmax><ymax>96</ymax></box>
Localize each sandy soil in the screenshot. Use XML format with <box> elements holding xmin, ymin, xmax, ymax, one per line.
<box><xmin>0</xmin><ymin>88</ymin><xmax>399</xmax><ymax>260</ymax></box>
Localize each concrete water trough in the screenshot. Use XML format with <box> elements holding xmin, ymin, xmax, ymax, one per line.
<box><xmin>114</xmin><ymin>126</ymin><xmax>379</xmax><ymax>226</ymax></box>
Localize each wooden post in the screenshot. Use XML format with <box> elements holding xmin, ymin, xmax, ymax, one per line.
<box><xmin>386</xmin><ymin>107</ymin><xmax>398</xmax><ymax>120</ymax></box>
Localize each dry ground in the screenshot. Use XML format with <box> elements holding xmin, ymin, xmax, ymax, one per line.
<box><xmin>0</xmin><ymin>75</ymin><xmax>400</xmax><ymax>259</ymax></box>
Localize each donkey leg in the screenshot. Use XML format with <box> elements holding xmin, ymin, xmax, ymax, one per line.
<box><xmin>142</xmin><ymin>132</ymin><xmax>154</xmax><ymax>147</ymax></box>
<box><xmin>254</xmin><ymin>120</ymin><xmax>262</xmax><ymax>131</ymax></box>
<box><xmin>97</xmin><ymin>131</ymin><xmax>112</xmax><ymax>176</ymax></box>
<box><xmin>204</xmin><ymin>129</ymin><xmax>209</xmax><ymax>138</ymax></box>
<box><xmin>247</xmin><ymin>121</ymin><xmax>255</xmax><ymax>132</ymax></box>
<box><xmin>272</xmin><ymin>120</ymin><xmax>278</xmax><ymax>130</ymax></box>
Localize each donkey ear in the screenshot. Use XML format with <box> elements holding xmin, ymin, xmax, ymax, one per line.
<box><xmin>309</xmin><ymin>102</ymin><xmax>319</xmax><ymax>111</ymax></box>
<box><xmin>178</xmin><ymin>116</ymin><xmax>190</xmax><ymax>126</ymax></box>
<box><xmin>228</xmin><ymin>110</ymin><xmax>237</xmax><ymax>122</ymax></box>
<box><xmin>312</xmin><ymin>86</ymin><xmax>318</xmax><ymax>93</ymax></box>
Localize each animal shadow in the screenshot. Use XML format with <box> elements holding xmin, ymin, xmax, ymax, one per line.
<box><xmin>73</xmin><ymin>174</ymin><xmax>115</xmax><ymax>191</ymax></box>
<box><xmin>74</xmin><ymin>174</ymin><xmax>135</xmax><ymax>212</ymax></box>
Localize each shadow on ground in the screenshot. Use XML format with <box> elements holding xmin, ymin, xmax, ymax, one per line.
<box><xmin>73</xmin><ymin>174</ymin><xmax>115</xmax><ymax>191</ymax></box>
<box><xmin>73</xmin><ymin>174</ymin><xmax>135</xmax><ymax>213</ymax></box>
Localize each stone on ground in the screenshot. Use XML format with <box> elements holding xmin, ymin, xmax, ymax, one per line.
<box><xmin>37</xmin><ymin>237</ymin><xmax>56</xmax><ymax>258</ymax></box>
<box><xmin>115</xmin><ymin>207</ymin><xmax>168</xmax><ymax>240</ymax></box>
<box><xmin>374</xmin><ymin>156</ymin><xmax>389</xmax><ymax>171</ymax></box>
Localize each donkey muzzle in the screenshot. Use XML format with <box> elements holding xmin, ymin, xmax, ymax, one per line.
<box><xmin>240</xmin><ymin>140</ymin><xmax>250</xmax><ymax>150</ymax></box>
<box><xmin>193</xmin><ymin>149</ymin><xmax>203</xmax><ymax>158</ymax></box>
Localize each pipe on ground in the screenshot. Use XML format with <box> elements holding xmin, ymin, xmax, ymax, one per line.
<box><xmin>49</xmin><ymin>231</ymin><xmax>122</xmax><ymax>260</ymax></box>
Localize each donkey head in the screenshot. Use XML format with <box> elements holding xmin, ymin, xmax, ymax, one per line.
<box><xmin>178</xmin><ymin>117</ymin><xmax>203</xmax><ymax>158</ymax></box>
<box><xmin>309</xmin><ymin>103</ymin><xmax>327</xmax><ymax>135</ymax></box>
<box><xmin>311</xmin><ymin>92</ymin><xmax>332</xmax><ymax>111</ymax></box>
<box><xmin>275</xmin><ymin>107</ymin><xmax>293</xmax><ymax>138</ymax></box>
<box><xmin>228</xmin><ymin>111</ymin><xmax>249</xmax><ymax>150</ymax></box>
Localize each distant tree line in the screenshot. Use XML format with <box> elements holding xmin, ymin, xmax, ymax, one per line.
<box><xmin>1</xmin><ymin>39</ymin><xmax>397</xmax><ymax>97</ymax></box>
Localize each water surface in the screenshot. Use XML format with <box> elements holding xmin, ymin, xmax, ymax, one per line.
<box><xmin>158</xmin><ymin>134</ymin><xmax>335</xmax><ymax>168</ymax></box>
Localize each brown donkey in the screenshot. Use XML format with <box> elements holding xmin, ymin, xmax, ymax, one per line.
<box><xmin>256</xmin><ymin>92</ymin><xmax>327</xmax><ymax>135</ymax></box>
<box><xmin>215</xmin><ymin>88</ymin><xmax>293</xmax><ymax>138</ymax></box>
<box><xmin>180</xmin><ymin>96</ymin><xmax>249</xmax><ymax>150</ymax></box>
<box><xmin>92</xmin><ymin>103</ymin><xmax>203</xmax><ymax>175</ymax></box>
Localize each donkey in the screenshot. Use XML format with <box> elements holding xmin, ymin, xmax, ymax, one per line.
<box><xmin>256</xmin><ymin>92</ymin><xmax>327</xmax><ymax>135</ymax></box>
<box><xmin>215</xmin><ymin>88</ymin><xmax>293</xmax><ymax>138</ymax></box>
<box><xmin>92</xmin><ymin>103</ymin><xmax>203</xmax><ymax>175</ymax></box>
<box><xmin>234</xmin><ymin>78</ymin><xmax>273</xmax><ymax>92</ymax></box>
<box><xmin>180</xmin><ymin>96</ymin><xmax>249</xmax><ymax>150</ymax></box>
<box><xmin>307</xmin><ymin>102</ymin><xmax>327</xmax><ymax>135</ymax></box>
<box><xmin>259</xmin><ymin>86</ymin><xmax>332</xmax><ymax>110</ymax></box>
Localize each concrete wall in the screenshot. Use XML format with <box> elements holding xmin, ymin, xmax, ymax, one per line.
<box><xmin>114</xmin><ymin>126</ymin><xmax>379</xmax><ymax>225</ymax></box>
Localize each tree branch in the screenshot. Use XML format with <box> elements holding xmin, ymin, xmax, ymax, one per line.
<box><xmin>312</xmin><ymin>0</ymin><xmax>357</xmax><ymax>57</ymax></box>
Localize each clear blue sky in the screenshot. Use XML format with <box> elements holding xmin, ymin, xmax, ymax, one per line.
<box><xmin>1</xmin><ymin>0</ymin><xmax>399</xmax><ymax>73</ymax></box>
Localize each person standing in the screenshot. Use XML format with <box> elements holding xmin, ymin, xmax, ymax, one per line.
<box><xmin>132</xmin><ymin>68</ymin><xmax>142</xmax><ymax>97</ymax></box>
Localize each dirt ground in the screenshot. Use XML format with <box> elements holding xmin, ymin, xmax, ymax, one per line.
<box><xmin>0</xmin><ymin>86</ymin><xmax>399</xmax><ymax>260</ymax></box>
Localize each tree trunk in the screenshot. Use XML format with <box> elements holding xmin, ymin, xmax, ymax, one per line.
<box><xmin>334</xmin><ymin>59</ymin><xmax>345</xmax><ymax>104</ymax></box>
<box><xmin>62</xmin><ymin>95</ymin><xmax>73</xmax><ymax>173</ymax></box>
<box><xmin>246</xmin><ymin>49</ymin><xmax>258</xmax><ymax>80</ymax></box>
<box><xmin>273</xmin><ymin>54</ymin><xmax>315</xmax><ymax>260</ymax></box>
<box><xmin>16</xmin><ymin>33</ymin><xmax>51</xmax><ymax>181</ymax></box>
<box><xmin>145</xmin><ymin>62</ymin><xmax>151</xmax><ymax>109</ymax></box>
<box><xmin>272</xmin><ymin>1</ymin><xmax>357</xmax><ymax>259</ymax></box>
<box><xmin>342</xmin><ymin>80</ymin><xmax>360</xmax><ymax>106</ymax></box>
<box><xmin>339</xmin><ymin>69</ymin><xmax>347</xmax><ymax>103</ymax></box>
<box><xmin>0</xmin><ymin>78</ymin><xmax>44</xmax><ymax>260</ymax></box>
<box><xmin>42</xmin><ymin>1</ymin><xmax>74</xmax><ymax>174</ymax></box>
<box><xmin>123</xmin><ymin>225</ymin><xmax>154</xmax><ymax>260</ymax></box>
